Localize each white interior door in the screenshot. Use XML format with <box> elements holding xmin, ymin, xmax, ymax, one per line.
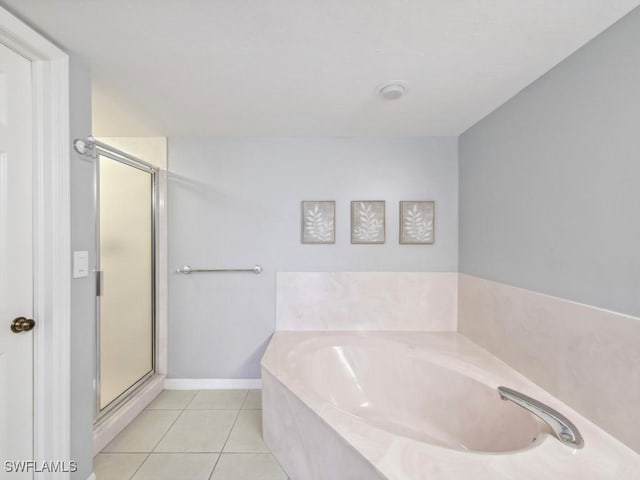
<box><xmin>0</xmin><ymin>43</ymin><xmax>33</xmax><ymax>477</ymax></box>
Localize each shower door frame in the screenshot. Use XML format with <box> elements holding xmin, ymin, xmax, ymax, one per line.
<box><xmin>94</xmin><ymin>146</ymin><xmax>158</xmax><ymax>421</ymax></box>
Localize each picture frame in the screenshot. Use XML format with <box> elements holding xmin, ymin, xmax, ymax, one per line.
<box><xmin>399</xmin><ymin>201</ymin><xmax>435</xmax><ymax>245</ymax></box>
<box><xmin>301</xmin><ymin>200</ymin><xmax>336</xmax><ymax>244</ymax></box>
<box><xmin>351</xmin><ymin>200</ymin><xmax>385</xmax><ymax>244</ymax></box>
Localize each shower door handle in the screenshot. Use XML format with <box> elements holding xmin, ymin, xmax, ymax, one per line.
<box><xmin>95</xmin><ymin>270</ymin><xmax>104</xmax><ymax>296</ymax></box>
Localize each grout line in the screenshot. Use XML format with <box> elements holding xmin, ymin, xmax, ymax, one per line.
<box><xmin>217</xmin><ymin>390</ymin><xmax>249</xmax><ymax>455</ymax></box>
<box><xmin>99</xmin><ymin>409</ymin><xmax>180</xmax><ymax>455</ymax></box>
<box><xmin>207</xmin><ymin>393</ymin><xmax>247</xmax><ymax>480</ymax></box>
<box><xmin>127</xmin><ymin>452</ymin><xmax>151</xmax><ymax>480</ymax></box>
<box><xmin>183</xmin><ymin>389</ymin><xmax>201</xmax><ymax>410</ymax></box>
<box><xmin>240</xmin><ymin>389</ymin><xmax>252</xmax><ymax>410</ymax></box>
<box><xmin>210</xmin><ymin>452</ymin><xmax>270</xmax><ymax>455</ymax></box>
<box><xmin>147</xmin><ymin>408</ymin><xmax>185</xmax><ymax>453</ymax></box>
<box><xmin>207</xmin><ymin>453</ymin><xmax>222</xmax><ymax>480</ymax></box>
<box><xmin>207</xmin><ymin>392</ymin><xmax>250</xmax><ymax>480</ymax></box>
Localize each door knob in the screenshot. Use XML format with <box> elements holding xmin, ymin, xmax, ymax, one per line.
<box><xmin>11</xmin><ymin>317</ymin><xmax>35</xmax><ymax>333</ymax></box>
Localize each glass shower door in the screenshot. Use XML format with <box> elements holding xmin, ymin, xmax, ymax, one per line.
<box><xmin>97</xmin><ymin>154</ymin><xmax>155</xmax><ymax>413</ymax></box>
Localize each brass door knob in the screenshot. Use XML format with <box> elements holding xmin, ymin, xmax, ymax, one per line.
<box><xmin>11</xmin><ymin>317</ymin><xmax>35</xmax><ymax>333</ymax></box>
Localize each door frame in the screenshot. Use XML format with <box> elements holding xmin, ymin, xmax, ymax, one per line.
<box><xmin>0</xmin><ymin>6</ymin><xmax>71</xmax><ymax>478</ymax></box>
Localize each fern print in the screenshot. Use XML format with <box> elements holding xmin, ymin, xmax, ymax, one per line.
<box><xmin>351</xmin><ymin>201</ymin><xmax>385</xmax><ymax>244</ymax></box>
<box><xmin>401</xmin><ymin>202</ymin><xmax>434</xmax><ymax>244</ymax></box>
<box><xmin>302</xmin><ymin>201</ymin><xmax>335</xmax><ymax>243</ymax></box>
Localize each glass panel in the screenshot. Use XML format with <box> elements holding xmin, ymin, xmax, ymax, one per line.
<box><xmin>99</xmin><ymin>156</ymin><xmax>153</xmax><ymax>410</ymax></box>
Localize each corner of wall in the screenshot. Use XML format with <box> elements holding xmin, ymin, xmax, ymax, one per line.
<box><xmin>69</xmin><ymin>53</ymin><xmax>96</xmax><ymax>480</ymax></box>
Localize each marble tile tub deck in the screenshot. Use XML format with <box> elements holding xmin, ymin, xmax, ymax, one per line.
<box><xmin>95</xmin><ymin>389</ymin><xmax>287</xmax><ymax>480</ymax></box>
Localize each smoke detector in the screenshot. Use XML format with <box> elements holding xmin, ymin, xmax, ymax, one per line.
<box><xmin>378</xmin><ymin>82</ymin><xmax>407</xmax><ymax>100</ymax></box>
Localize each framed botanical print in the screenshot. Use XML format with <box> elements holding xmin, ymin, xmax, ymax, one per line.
<box><xmin>301</xmin><ymin>201</ymin><xmax>335</xmax><ymax>244</ymax></box>
<box><xmin>351</xmin><ymin>201</ymin><xmax>385</xmax><ymax>244</ymax></box>
<box><xmin>400</xmin><ymin>201</ymin><xmax>434</xmax><ymax>245</ymax></box>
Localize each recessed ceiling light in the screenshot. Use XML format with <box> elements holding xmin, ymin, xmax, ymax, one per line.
<box><xmin>378</xmin><ymin>82</ymin><xmax>407</xmax><ymax>100</ymax></box>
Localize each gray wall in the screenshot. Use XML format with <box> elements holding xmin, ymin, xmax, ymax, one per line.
<box><xmin>69</xmin><ymin>57</ymin><xmax>95</xmax><ymax>479</ymax></box>
<box><xmin>168</xmin><ymin>137</ymin><xmax>458</xmax><ymax>378</ymax></box>
<box><xmin>459</xmin><ymin>6</ymin><xmax>640</xmax><ymax>317</ymax></box>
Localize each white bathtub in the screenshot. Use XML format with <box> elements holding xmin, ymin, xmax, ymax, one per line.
<box><xmin>261</xmin><ymin>332</ymin><xmax>640</xmax><ymax>480</ymax></box>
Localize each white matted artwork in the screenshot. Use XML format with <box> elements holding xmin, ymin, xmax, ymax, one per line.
<box><xmin>351</xmin><ymin>201</ymin><xmax>385</xmax><ymax>244</ymax></box>
<box><xmin>301</xmin><ymin>201</ymin><xmax>335</xmax><ymax>244</ymax></box>
<box><xmin>400</xmin><ymin>201</ymin><xmax>435</xmax><ymax>245</ymax></box>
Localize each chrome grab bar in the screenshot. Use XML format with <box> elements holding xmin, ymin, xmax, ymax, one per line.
<box><xmin>176</xmin><ymin>264</ymin><xmax>263</xmax><ymax>275</ymax></box>
<box><xmin>498</xmin><ymin>386</ymin><xmax>584</xmax><ymax>449</ymax></box>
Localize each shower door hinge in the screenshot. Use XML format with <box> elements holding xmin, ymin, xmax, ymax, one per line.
<box><xmin>95</xmin><ymin>270</ymin><xmax>104</xmax><ymax>297</ymax></box>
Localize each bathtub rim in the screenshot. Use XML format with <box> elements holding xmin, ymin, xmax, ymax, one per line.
<box><xmin>261</xmin><ymin>331</ymin><xmax>640</xmax><ymax>480</ymax></box>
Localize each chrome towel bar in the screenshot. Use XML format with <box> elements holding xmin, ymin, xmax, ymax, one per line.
<box><xmin>176</xmin><ymin>265</ymin><xmax>263</xmax><ymax>275</ymax></box>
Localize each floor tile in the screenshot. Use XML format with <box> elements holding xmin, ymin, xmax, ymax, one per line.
<box><xmin>147</xmin><ymin>390</ymin><xmax>198</xmax><ymax>410</ymax></box>
<box><xmin>94</xmin><ymin>453</ymin><xmax>147</xmax><ymax>480</ymax></box>
<box><xmin>131</xmin><ymin>453</ymin><xmax>218</xmax><ymax>480</ymax></box>
<box><xmin>224</xmin><ymin>410</ymin><xmax>268</xmax><ymax>453</ymax></box>
<box><xmin>242</xmin><ymin>390</ymin><xmax>262</xmax><ymax>410</ymax></box>
<box><xmin>210</xmin><ymin>453</ymin><xmax>287</xmax><ymax>480</ymax></box>
<box><xmin>154</xmin><ymin>410</ymin><xmax>237</xmax><ymax>452</ymax></box>
<box><xmin>103</xmin><ymin>410</ymin><xmax>180</xmax><ymax>453</ymax></box>
<box><xmin>187</xmin><ymin>390</ymin><xmax>247</xmax><ymax>410</ymax></box>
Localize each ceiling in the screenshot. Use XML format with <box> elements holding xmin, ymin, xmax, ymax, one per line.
<box><xmin>3</xmin><ymin>0</ymin><xmax>639</xmax><ymax>137</ymax></box>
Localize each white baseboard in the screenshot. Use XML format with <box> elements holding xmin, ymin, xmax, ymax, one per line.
<box><xmin>164</xmin><ymin>378</ymin><xmax>262</xmax><ymax>390</ymax></box>
<box><xmin>93</xmin><ymin>374</ymin><xmax>165</xmax><ymax>455</ymax></box>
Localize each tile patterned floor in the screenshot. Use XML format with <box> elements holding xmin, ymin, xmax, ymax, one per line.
<box><xmin>95</xmin><ymin>390</ymin><xmax>288</xmax><ymax>480</ymax></box>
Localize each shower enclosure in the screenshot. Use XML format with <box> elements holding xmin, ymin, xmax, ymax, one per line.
<box><xmin>92</xmin><ymin>140</ymin><xmax>157</xmax><ymax>417</ymax></box>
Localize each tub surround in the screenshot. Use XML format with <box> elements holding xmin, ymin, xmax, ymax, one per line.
<box><xmin>458</xmin><ymin>274</ymin><xmax>640</xmax><ymax>453</ymax></box>
<box><xmin>269</xmin><ymin>270</ymin><xmax>640</xmax><ymax>477</ymax></box>
<box><xmin>275</xmin><ymin>271</ymin><xmax>640</xmax><ymax>454</ymax></box>
<box><xmin>276</xmin><ymin>272</ymin><xmax>457</xmax><ymax>331</ymax></box>
<box><xmin>262</xmin><ymin>332</ymin><xmax>640</xmax><ymax>480</ymax></box>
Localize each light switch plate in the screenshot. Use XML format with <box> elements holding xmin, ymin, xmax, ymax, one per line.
<box><xmin>73</xmin><ymin>251</ymin><xmax>89</xmax><ymax>278</ymax></box>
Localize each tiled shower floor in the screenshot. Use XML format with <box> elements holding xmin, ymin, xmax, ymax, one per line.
<box><xmin>95</xmin><ymin>389</ymin><xmax>288</xmax><ymax>480</ymax></box>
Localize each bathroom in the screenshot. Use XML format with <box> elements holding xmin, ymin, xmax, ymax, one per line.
<box><xmin>0</xmin><ymin>1</ymin><xmax>638</xmax><ymax>479</ymax></box>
